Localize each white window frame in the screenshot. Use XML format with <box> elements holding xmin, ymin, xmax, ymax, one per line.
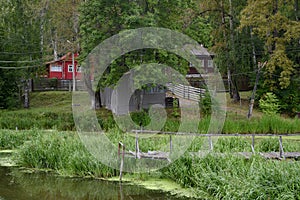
<box><xmin>76</xmin><ymin>65</ymin><xmax>81</xmax><ymax>72</ymax></box>
<box><xmin>68</xmin><ymin>65</ymin><xmax>73</xmax><ymax>72</ymax></box>
<box><xmin>50</xmin><ymin>65</ymin><xmax>62</xmax><ymax>72</ymax></box>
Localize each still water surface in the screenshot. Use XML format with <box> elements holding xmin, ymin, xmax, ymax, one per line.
<box><xmin>0</xmin><ymin>167</ymin><xmax>191</xmax><ymax>200</ymax></box>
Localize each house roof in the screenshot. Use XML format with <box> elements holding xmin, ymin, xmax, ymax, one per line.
<box><xmin>45</xmin><ymin>52</ymin><xmax>79</xmax><ymax>65</ymax></box>
<box><xmin>183</xmin><ymin>44</ymin><xmax>215</xmax><ymax>57</ymax></box>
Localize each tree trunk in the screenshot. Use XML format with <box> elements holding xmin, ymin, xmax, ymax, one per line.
<box><xmin>247</xmin><ymin>67</ymin><xmax>261</xmax><ymax>118</ymax></box>
<box><xmin>229</xmin><ymin>0</ymin><xmax>240</xmax><ymax>102</ymax></box>
<box><xmin>231</xmin><ymin>77</ymin><xmax>240</xmax><ymax>102</ymax></box>
<box><xmin>247</xmin><ymin>27</ymin><xmax>258</xmax><ymax>119</ymax></box>
<box><xmin>247</xmin><ymin>62</ymin><xmax>266</xmax><ymax>118</ymax></box>
<box><xmin>95</xmin><ymin>90</ymin><xmax>102</xmax><ymax>109</ymax></box>
<box><xmin>295</xmin><ymin>0</ymin><xmax>299</xmax><ymax>21</ymax></box>
<box><xmin>228</xmin><ymin>69</ymin><xmax>233</xmax><ymax>98</ymax></box>
<box><xmin>23</xmin><ymin>80</ymin><xmax>30</xmax><ymax>108</ymax></box>
<box><xmin>39</xmin><ymin>0</ymin><xmax>49</xmax><ymax>55</ymax></box>
<box><xmin>52</xmin><ymin>31</ymin><xmax>58</xmax><ymax>60</ymax></box>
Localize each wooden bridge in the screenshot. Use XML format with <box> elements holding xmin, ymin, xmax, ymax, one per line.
<box><xmin>117</xmin><ymin>131</ymin><xmax>300</xmax><ymax>180</ymax></box>
<box><xmin>118</xmin><ymin>131</ymin><xmax>300</xmax><ymax>161</ymax></box>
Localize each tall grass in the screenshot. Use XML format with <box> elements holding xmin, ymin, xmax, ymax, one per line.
<box><xmin>161</xmin><ymin>154</ymin><xmax>300</xmax><ymax>199</ymax></box>
<box><xmin>222</xmin><ymin>115</ymin><xmax>300</xmax><ymax>134</ymax></box>
<box><xmin>2</xmin><ymin>129</ymin><xmax>299</xmax><ymax>199</ymax></box>
<box><xmin>15</xmin><ymin>132</ymin><xmax>116</xmax><ymax>178</ymax></box>
<box><xmin>0</xmin><ymin>111</ymin><xmax>75</xmax><ymax>131</ymax></box>
<box><xmin>1</xmin><ymin>106</ymin><xmax>299</xmax><ymax>134</ymax></box>
<box><xmin>0</xmin><ymin>129</ymin><xmax>39</xmax><ymax>150</ymax></box>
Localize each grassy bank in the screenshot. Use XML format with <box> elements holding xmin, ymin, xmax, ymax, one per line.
<box><xmin>0</xmin><ymin>91</ymin><xmax>299</xmax><ymax>199</ymax></box>
<box><xmin>162</xmin><ymin>154</ymin><xmax>300</xmax><ymax>199</ymax></box>
<box><xmin>1</xmin><ymin>129</ymin><xmax>300</xmax><ymax>199</ymax></box>
<box><xmin>0</xmin><ymin>91</ymin><xmax>299</xmax><ymax>133</ymax></box>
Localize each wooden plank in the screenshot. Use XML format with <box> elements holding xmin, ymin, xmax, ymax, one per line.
<box><xmin>131</xmin><ymin>130</ymin><xmax>300</xmax><ymax>137</ymax></box>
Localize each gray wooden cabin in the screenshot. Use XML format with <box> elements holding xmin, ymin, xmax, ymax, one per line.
<box><xmin>101</xmin><ymin>72</ymin><xmax>166</xmax><ymax>115</ymax></box>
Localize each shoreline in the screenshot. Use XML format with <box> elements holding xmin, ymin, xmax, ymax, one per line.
<box><xmin>0</xmin><ymin>150</ymin><xmax>197</xmax><ymax>199</ymax></box>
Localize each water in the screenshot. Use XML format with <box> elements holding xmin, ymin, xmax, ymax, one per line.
<box><xmin>0</xmin><ymin>167</ymin><xmax>191</xmax><ymax>200</ymax></box>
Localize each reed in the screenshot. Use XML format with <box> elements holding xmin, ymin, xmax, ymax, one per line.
<box><xmin>161</xmin><ymin>154</ymin><xmax>300</xmax><ymax>199</ymax></box>
<box><xmin>0</xmin><ymin>129</ymin><xmax>38</xmax><ymax>150</ymax></box>
<box><xmin>15</xmin><ymin>131</ymin><xmax>116</xmax><ymax>178</ymax></box>
<box><xmin>3</xmin><ymin>129</ymin><xmax>300</xmax><ymax>199</ymax></box>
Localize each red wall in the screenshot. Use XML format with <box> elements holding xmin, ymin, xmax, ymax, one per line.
<box><xmin>48</xmin><ymin>56</ymin><xmax>81</xmax><ymax>80</ymax></box>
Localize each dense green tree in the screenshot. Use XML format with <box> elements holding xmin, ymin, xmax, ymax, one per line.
<box><xmin>240</xmin><ymin>0</ymin><xmax>300</xmax><ymax>114</ymax></box>
<box><xmin>79</xmin><ymin>0</ymin><xmax>213</xmax><ymax>108</ymax></box>
<box><xmin>240</xmin><ymin>0</ymin><xmax>300</xmax><ymax>90</ymax></box>
<box><xmin>197</xmin><ymin>0</ymin><xmax>256</xmax><ymax>102</ymax></box>
<box><xmin>0</xmin><ymin>0</ymin><xmax>42</xmax><ymax>109</ymax></box>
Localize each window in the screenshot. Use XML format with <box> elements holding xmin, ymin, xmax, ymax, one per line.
<box><xmin>189</xmin><ymin>60</ymin><xmax>204</xmax><ymax>68</ymax></box>
<box><xmin>76</xmin><ymin>66</ymin><xmax>81</xmax><ymax>72</ymax></box>
<box><xmin>208</xmin><ymin>60</ymin><xmax>214</xmax><ymax>68</ymax></box>
<box><xmin>50</xmin><ymin>65</ymin><xmax>62</xmax><ymax>72</ymax></box>
<box><xmin>68</xmin><ymin>65</ymin><xmax>73</xmax><ymax>72</ymax></box>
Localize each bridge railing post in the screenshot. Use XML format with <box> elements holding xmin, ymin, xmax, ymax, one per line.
<box><xmin>279</xmin><ymin>136</ymin><xmax>285</xmax><ymax>159</ymax></box>
<box><xmin>251</xmin><ymin>134</ymin><xmax>255</xmax><ymax>154</ymax></box>
<box><xmin>118</xmin><ymin>142</ymin><xmax>125</xmax><ymax>181</ymax></box>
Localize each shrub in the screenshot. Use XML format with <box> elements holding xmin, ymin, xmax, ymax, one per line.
<box><xmin>259</xmin><ymin>92</ymin><xmax>280</xmax><ymax>115</ymax></box>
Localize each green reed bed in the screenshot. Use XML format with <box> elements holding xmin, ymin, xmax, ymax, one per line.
<box><xmin>15</xmin><ymin>131</ymin><xmax>116</xmax><ymax>178</ymax></box>
<box><xmin>1</xmin><ymin>129</ymin><xmax>299</xmax><ymax>199</ymax></box>
<box><xmin>0</xmin><ymin>129</ymin><xmax>40</xmax><ymax>150</ymax></box>
<box><xmin>221</xmin><ymin>115</ymin><xmax>300</xmax><ymax>134</ymax></box>
<box><xmin>161</xmin><ymin>154</ymin><xmax>300</xmax><ymax>199</ymax></box>
<box><xmin>0</xmin><ymin>110</ymin><xmax>75</xmax><ymax>131</ymax></box>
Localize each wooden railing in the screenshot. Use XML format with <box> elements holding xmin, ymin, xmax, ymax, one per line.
<box><xmin>166</xmin><ymin>83</ymin><xmax>205</xmax><ymax>101</ymax></box>
<box><xmin>132</xmin><ymin>130</ymin><xmax>300</xmax><ymax>159</ymax></box>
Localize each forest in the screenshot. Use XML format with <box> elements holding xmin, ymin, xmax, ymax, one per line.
<box><xmin>0</xmin><ymin>0</ymin><xmax>299</xmax><ymax>115</ymax></box>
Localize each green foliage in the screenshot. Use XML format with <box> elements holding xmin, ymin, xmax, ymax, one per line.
<box><xmin>1</xmin><ymin>128</ymin><xmax>299</xmax><ymax>199</ymax></box>
<box><xmin>16</xmin><ymin>131</ymin><xmax>116</xmax><ymax>177</ymax></box>
<box><xmin>199</xmin><ymin>91</ymin><xmax>220</xmax><ymax>117</ymax></box>
<box><xmin>171</xmin><ymin>99</ymin><xmax>180</xmax><ymax>118</ymax></box>
<box><xmin>130</xmin><ymin>110</ymin><xmax>151</xmax><ymax>127</ymax></box>
<box><xmin>199</xmin><ymin>91</ymin><xmax>212</xmax><ymax>116</ymax></box>
<box><xmin>0</xmin><ymin>1</ymin><xmax>43</xmax><ymax>109</ymax></box>
<box><xmin>240</xmin><ymin>0</ymin><xmax>300</xmax><ymax>90</ymax></box>
<box><xmin>0</xmin><ymin>130</ymin><xmax>37</xmax><ymax>150</ymax></box>
<box><xmin>161</xmin><ymin>154</ymin><xmax>300</xmax><ymax>199</ymax></box>
<box><xmin>259</xmin><ymin>92</ymin><xmax>280</xmax><ymax>115</ymax></box>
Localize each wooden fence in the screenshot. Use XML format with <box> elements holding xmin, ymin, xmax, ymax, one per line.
<box><xmin>167</xmin><ymin>83</ymin><xmax>206</xmax><ymax>101</ymax></box>
<box><xmin>31</xmin><ymin>78</ymin><xmax>84</xmax><ymax>91</ymax></box>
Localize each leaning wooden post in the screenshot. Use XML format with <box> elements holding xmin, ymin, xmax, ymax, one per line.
<box><xmin>169</xmin><ymin>135</ymin><xmax>173</xmax><ymax>154</ymax></box>
<box><xmin>279</xmin><ymin>136</ymin><xmax>285</xmax><ymax>159</ymax></box>
<box><xmin>209</xmin><ymin>136</ymin><xmax>213</xmax><ymax>151</ymax></box>
<box><xmin>135</xmin><ymin>129</ymin><xmax>140</xmax><ymax>159</ymax></box>
<box><xmin>118</xmin><ymin>142</ymin><xmax>125</xmax><ymax>181</ymax></box>
<box><xmin>251</xmin><ymin>134</ymin><xmax>255</xmax><ymax>154</ymax></box>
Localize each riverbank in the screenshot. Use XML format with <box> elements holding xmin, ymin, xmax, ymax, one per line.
<box><xmin>1</xmin><ymin>129</ymin><xmax>299</xmax><ymax>199</ymax></box>
<box><xmin>0</xmin><ymin>148</ymin><xmax>196</xmax><ymax>199</ymax></box>
<box><xmin>0</xmin><ymin>166</ymin><xmax>189</xmax><ymax>200</ymax></box>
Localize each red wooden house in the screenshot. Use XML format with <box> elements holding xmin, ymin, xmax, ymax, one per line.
<box><xmin>45</xmin><ymin>52</ymin><xmax>81</xmax><ymax>80</ymax></box>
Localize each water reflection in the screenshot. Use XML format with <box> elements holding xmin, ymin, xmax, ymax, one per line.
<box><xmin>0</xmin><ymin>167</ymin><xmax>190</xmax><ymax>200</ymax></box>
